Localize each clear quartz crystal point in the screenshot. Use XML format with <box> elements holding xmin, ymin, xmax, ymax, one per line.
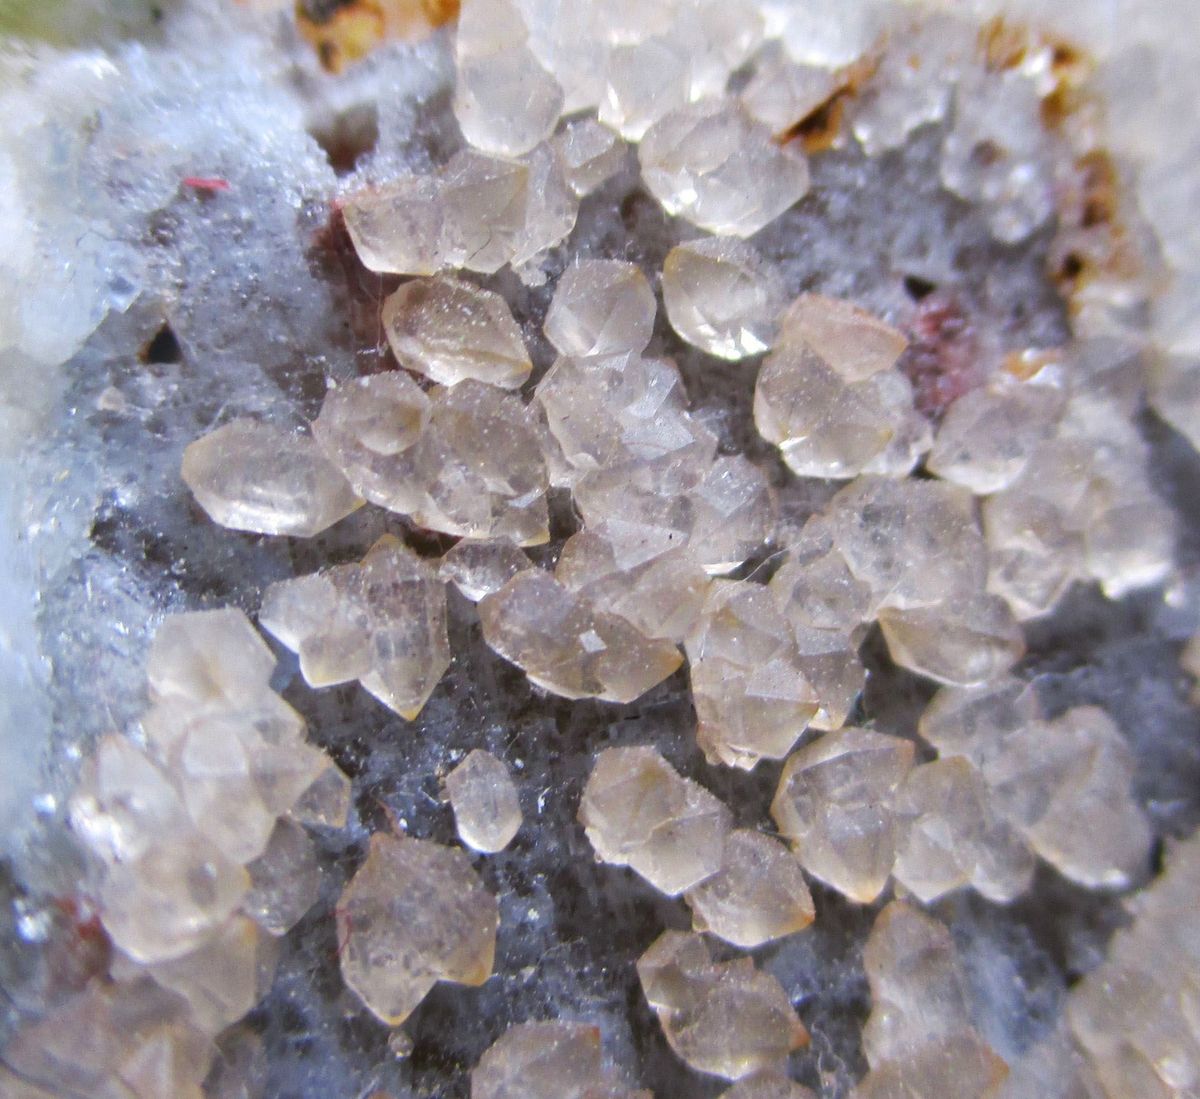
<box><xmin>543</xmin><ymin>259</ymin><xmax>656</xmax><ymax>358</ymax></box>
<box><xmin>579</xmin><ymin>746</ymin><xmax>732</xmax><ymax>896</ymax></box>
<box><xmin>663</xmin><ymin>238</ymin><xmax>787</xmax><ymax>361</ymax></box>
<box><xmin>382</xmin><ymin>276</ymin><xmax>532</xmax><ymax>389</ymax></box>
<box><xmin>440</xmin><ymin>537</ymin><xmax>531</xmax><ymax>601</ymax></box>
<box><xmin>685</xmin><ymin>828</ymin><xmax>815</xmax><ymax>948</ymax></box>
<box><xmin>637</xmin><ymin>930</ymin><xmax>808</xmax><ymax>1081</ymax></box>
<box><xmin>445</xmin><ymin>749</ymin><xmax>522</xmax><ymax>854</ymax></box>
<box><xmin>479</xmin><ymin>571</ymin><xmax>683</xmax><ymax>704</ymax></box>
<box><xmin>771</xmin><ymin>727</ymin><xmax>915</xmax><ymax>902</ymax></box>
<box><xmin>181</xmin><ymin>418</ymin><xmax>361</xmax><ymax>538</ymax></box>
<box><xmin>640</xmin><ymin>99</ymin><xmax>810</xmax><ymax>237</ymax></box>
<box><xmin>337</xmin><ymin>832</ymin><xmax>498</xmax><ymax>1026</ymax></box>
<box><xmin>599</xmin><ymin>35</ymin><xmax>692</xmax><ymax>141</ymax></box>
<box><xmin>551</xmin><ymin>117</ymin><xmax>627</xmax><ymax>197</ymax></box>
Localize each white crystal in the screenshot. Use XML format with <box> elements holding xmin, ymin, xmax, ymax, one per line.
<box><xmin>550</xmin><ymin>117</ymin><xmax>626</xmax><ymax>197</ymax></box>
<box><xmin>439</xmin><ymin>537</ymin><xmax>531</xmax><ymax>601</ymax></box>
<box><xmin>543</xmin><ymin>260</ymin><xmax>656</xmax><ymax>358</ymax></box>
<box><xmin>600</xmin><ymin>35</ymin><xmax>691</xmax><ymax>141</ymax></box>
<box><xmin>445</xmin><ymin>749</ymin><xmax>522</xmax><ymax>854</ymax></box>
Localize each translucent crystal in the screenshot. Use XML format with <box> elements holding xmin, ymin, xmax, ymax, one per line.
<box><xmin>637</xmin><ymin>930</ymin><xmax>808</xmax><ymax>1080</ymax></box>
<box><xmin>454</xmin><ymin>0</ymin><xmax>564</xmax><ymax>157</ymax></box>
<box><xmin>853</xmin><ymin>1033</ymin><xmax>1011</xmax><ymax>1099</ymax></box>
<box><xmin>927</xmin><ymin>379</ymin><xmax>1065</xmax><ymax>494</ymax></box>
<box><xmin>440</xmin><ymin>537</ymin><xmax>531</xmax><ymax>601</ymax></box>
<box><xmin>674</xmin><ymin>0</ymin><xmax>767</xmax><ymax>101</ymax></box>
<box><xmin>507</xmin><ymin>141</ymin><xmax>579</xmax><ymax>276</ymax></box>
<box><xmin>551</xmin><ymin>117</ymin><xmax>627</xmax><ymax>197</ymax></box>
<box><xmin>740</xmin><ymin>47</ymin><xmax>840</xmax><ymax>134</ymax></box>
<box><xmin>181</xmin><ymin>419</ymin><xmax>361</xmax><ymax>538</ymax></box>
<box><xmin>556</xmin><ymin>528</ymin><xmax>711</xmax><ymax>642</ymax></box>
<box><xmin>686</xmin><ymin>581</ymin><xmax>820</xmax><ymax>769</ymax></box>
<box><xmin>472</xmin><ymin>1020</ymin><xmax>648</xmax><ymax>1099</ymax></box>
<box><xmin>771</xmin><ymin>727</ymin><xmax>915</xmax><ymax>902</ymax></box>
<box><xmin>382</xmin><ymin>276</ymin><xmax>532</xmax><ymax>389</ymax></box>
<box><xmin>893</xmin><ymin>757</ymin><xmax>1035</xmax><ymax>904</ymax></box>
<box><xmin>579</xmin><ymin>746</ymin><xmax>732</xmax><ymax>896</ymax></box>
<box><xmin>438</xmin><ymin>150</ymin><xmax>530</xmax><ymax>274</ymax></box>
<box><xmin>260</xmin><ymin>535</ymin><xmax>451</xmax><ymax>719</ymax></box>
<box><xmin>445</xmin><ymin>749</ymin><xmax>522</xmax><ymax>854</ymax></box>
<box><xmin>779</xmin><ymin>294</ymin><xmax>909</xmax><ymax>383</ymax></box>
<box><xmin>769</xmin><ymin>521</ymin><xmax>875</xmax><ymax>634</ymax></box>
<box><xmin>688</xmin><ymin>456</ymin><xmax>777</xmax><ymax>574</ymax></box>
<box><xmin>877</xmin><ymin>594</ymin><xmax>1026</xmax><ymax>687</ymax></box>
<box><xmin>543</xmin><ymin>260</ymin><xmax>656</xmax><ymax>358</ymax></box>
<box><xmin>663</xmin><ymin>238</ymin><xmax>787</xmax><ymax>361</ymax></box>
<box><xmin>685</xmin><ymin>829</ymin><xmax>815</xmax><ymax>948</ymax></box>
<box><xmin>789</xmin><ymin>623</ymin><xmax>866</xmax><ymax>732</ymax></box>
<box><xmin>640</xmin><ymin>99</ymin><xmax>810</xmax><ymax>237</ymax></box>
<box><xmin>720</xmin><ymin>1076</ymin><xmax>817</xmax><ymax>1099</ymax></box>
<box><xmin>337</xmin><ymin>832</ymin><xmax>498</xmax><ymax>1026</ymax></box>
<box><xmin>480</xmin><ymin>571</ymin><xmax>683</xmax><ymax>704</ymax></box>
<box><xmin>773</xmin><ymin>0</ymin><xmax>881</xmax><ymax>67</ymax></box>
<box><xmin>516</xmin><ymin>0</ymin><xmax>608</xmax><ymax>112</ymax></box>
<box><xmin>290</xmin><ymin>757</ymin><xmax>353</xmax><ymax>829</ymax></box>
<box><xmin>244</xmin><ymin>818</ymin><xmax>322</xmax><ymax>936</ymax></box>
<box><xmin>146</xmin><ymin>608</ymin><xmax>277</xmax><ymax>711</ymax></box>
<box><xmin>599</xmin><ymin>35</ymin><xmax>691</xmax><ymax>141</ymax></box>
<box><xmin>753</xmin><ymin>345</ymin><xmax>927</xmax><ymax>480</ymax></box>
<box><xmin>341</xmin><ymin>174</ymin><xmax>447</xmax><ymax>276</ymax></box>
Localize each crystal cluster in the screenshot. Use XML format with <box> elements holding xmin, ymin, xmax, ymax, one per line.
<box><xmin>28</xmin><ymin>610</ymin><xmax>348</xmax><ymax>1097</ymax></box>
<box><xmin>472</xmin><ymin>1021</ymin><xmax>650</xmax><ymax>1099</ymax></box>
<box><xmin>637</xmin><ymin>930</ymin><xmax>808</xmax><ymax>1081</ymax></box>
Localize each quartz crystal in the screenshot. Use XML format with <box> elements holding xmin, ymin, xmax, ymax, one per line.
<box><xmin>472</xmin><ymin>1020</ymin><xmax>649</xmax><ymax>1099</ymax></box>
<box><xmin>480</xmin><ymin>570</ymin><xmax>683</xmax><ymax>703</ymax></box>
<box><xmin>341</xmin><ymin>174</ymin><xmax>448</xmax><ymax>277</ymax></box>
<box><xmin>579</xmin><ymin>746</ymin><xmax>731</xmax><ymax>896</ymax></box>
<box><xmin>663</xmin><ymin>238</ymin><xmax>787</xmax><ymax>361</ymax></box>
<box><xmin>453</xmin><ymin>0</ymin><xmax>564</xmax><ymax>157</ymax></box>
<box><xmin>720</xmin><ymin>1076</ymin><xmax>817</xmax><ymax>1099</ymax></box>
<box><xmin>181</xmin><ymin>418</ymin><xmax>361</xmax><ymax>538</ymax></box>
<box><xmin>551</xmin><ymin>117</ymin><xmax>627</xmax><ymax>197</ymax></box>
<box><xmin>244</xmin><ymin>818</ymin><xmax>323</xmax><ymax>936</ymax></box>
<box><xmin>291</xmin><ymin>756</ymin><xmax>354</xmax><ymax>829</ymax></box>
<box><xmin>315</xmin><ymin>375</ymin><xmax>551</xmax><ymax>545</ymax></box>
<box><xmin>543</xmin><ymin>260</ymin><xmax>656</xmax><ymax>358</ymax></box>
<box><xmin>858</xmin><ymin>901</ymin><xmax>1009</xmax><ymax>1097</ymax></box>
<box><xmin>687</xmin><ymin>455</ymin><xmax>777</xmax><ymax>575</ymax></box>
<box><xmin>639</xmin><ymin>100</ymin><xmax>811</xmax><ymax>237</ymax></box>
<box><xmin>686</xmin><ymin>581</ymin><xmax>820</xmax><ymax>769</ymax></box>
<box><xmin>637</xmin><ymin>930</ymin><xmax>808</xmax><ymax>1080</ymax></box>
<box><xmin>740</xmin><ymin>46</ymin><xmax>840</xmax><ymax>134</ymax></box>
<box><xmin>892</xmin><ymin>757</ymin><xmax>1035</xmax><ymax>903</ymax></box>
<box><xmin>382</xmin><ymin>276</ymin><xmax>532</xmax><ymax>389</ymax></box>
<box><xmin>920</xmin><ymin>684</ymin><xmax>1153</xmax><ymax>889</ymax></box>
<box><xmin>260</xmin><ymin>535</ymin><xmax>451</xmax><ymax>718</ymax></box>
<box><xmin>556</xmin><ymin>527</ymin><xmax>710</xmax><ymax>642</ymax></box>
<box><xmin>877</xmin><ymin>594</ymin><xmax>1026</xmax><ymax>687</ymax></box>
<box><xmin>440</xmin><ymin>537</ymin><xmax>531</xmax><ymax>601</ymax></box>
<box><xmin>927</xmin><ymin>378</ymin><xmax>1065</xmax><ymax>494</ymax></box>
<box><xmin>445</xmin><ymin>749</ymin><xmax>522</xmax><ymax>854</ymax></box>
<box><xmin>771</xmin><ymin>728</ymin><xmax>915</xmax><ymax>902</ymax></box>
<box><xmin>685</xmin><ymin>829</ymin><xmax>815</xmax><ymax>948</ymax></box>
<box><xmin>337</xmin><ymin>832</ymin><xmax>499</xmax><ymax>1026</ymax></box>
<box><xmin>754</xmin><ymin>306</ymin><xmax>927</xmax><ymax>480</ymax></box>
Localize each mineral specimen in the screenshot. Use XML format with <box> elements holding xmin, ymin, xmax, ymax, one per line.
<box><xmin>771</xmin><ymin>727</ymin><xmax>915</xmax><ymax>902</ymax></box>
<box><xmin>779</xmin><ymin>294</ymin><xmax>910</xmax><ymax>383</ymax></box>
<box><xmin>599</xmin><ymin>36</ymin><xmax>691</xmax><ymax>141</ymax></box>
<box><xmin>244</xmin><ymin>818</ymin><xmax>323</xmax><ymax>936</ymax></box>
<box><xmin>480</xmin><ymin>571</ymin><xmax>683</xmax><ymax>703</ymax></box>
<box><xmin>259</xmin><ymin>535</ymin><xmax>451</xmax><ymax>718</ymax></box>
<box><xmin>637</xmin><ymin>930</ymin><xmax>808</xmax><ymax>1080</ymax></box>
<box><xmin>337</xmin><ymin>832</ymin><xmax>499</xmax><ymax>1025</ymax></box>
<box><xmin>579</xmin><ymin>746</ymin><xmax>731</xmax><ymax>895</ymax></box>
<box><xmin>720</xmin><ymin>1076</ymin><xmax>817</xmax><ymax>1099</ymax></box>
<box><xmin>445</xmin><ymin>749</ymin><xmax>522</xmax><ymax>853</ymax></box>
<box><xmin>382</xmin><ymin>276</ymin><xmax>533</xmax><ymax>389</ymax></box>
<box><xmin>543</xmin><ymin>260</ymin><xmax>657</xmax><ymax>358</ymax></box>
<box><xmin>550</xmin><ymin>117</ymin><xmax>627</xmax><ymax>197</ymax></box>
<box><xmin>440</xmin><ymin>536</ymin><xmax>532</xmax><ymax>601</ymax></box>
<box><xmin>663</xmin><ymin>238</ymin><xmax>786</xmax><ymax>361</ymax></box>
<box><xmin>181</xmin><ymin>418</ymin><xmax>362</xmax><ymax>538</ymax></box>
<box><xmin>684</xmin><ymin>828</ymin><xmax>815</xmax><ymax>948</ymax></box>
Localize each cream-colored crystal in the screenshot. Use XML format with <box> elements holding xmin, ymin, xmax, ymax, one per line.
<box><xmin>556</xmin><ymin>527</ymin><xmax>710</xmax><ymax>642</ymax></box>
<box><xmin>579</xmin><ymin>745</ymin><xmax>731</xmax><ymax>896</ymax></box>
<box><xmin>720</xmin><ymin>1076</ymin><xmax>817</xmax><ymax>1099</ymax></box>
<box><xmin>779</xmin><ymin>294</ymin><xmax>909</xmax><ymax>383</ymax></box>
<box><xmin>291</xmin><ymin>756</ymin><xmax>353</xmax><ymax>829</ymax></box>
<box><xmin>480</xmin><ymin>570</ymin><xmax>683</xmax><ymax>703</ymax></box>
<box><xmin>438</xmin><ymin>150</ymin><xmax>531</xmax><ymax>274</ymax></box>
<box><xmin>245</xmin><ymin>818</ymin><xmax>322</xmax><ymax>936</ymax></box>
<box><xmin>663</xmin><ymin>238</ymin><xmax>786</xmax><ymax>361</ymax></box>
<box><xmin>341</xmin><ymin>174</ymin><xmax>447</xmax><ymax>276</ymax></box>
<box><xmin>769</xmin><ymin>521</ymin><xmax>875</xmax><ymax>634</ymax></box>
<box><xmin>382</xmin><ymin>276</ymin><xmax>532</xmax><ymax>389</ymax></box>
<box><xmin>551</xmin><ymin>117</ymin><xmax>627</xmax><ymax>197</ymax></box>
<box><xmin>640</xmin><ymin>99</ymin><xmax>810</xmax><ymax>237</ymax></box>
<box><xmin>260</xmin><ymin>535</ymin><xmax>450</xmax><ymax>719</ymax></box>
<box><xmin>877</xmin><ymin>594</ymin><xmax>1025</xmax><ymax>687</ymax></box>
<box><xmin>337</xmin><ymin>832</ymin><xmax>498</xmax><ymax>1026</ymax></box>
<box><xmin>637</xmin><ymin>930</ymin><xmax>808</xmax><ymax>1081</ymax></box>
<box><xmin>544</xmin><ymin>260</ymin><xmax>656</xmax><ymax>358</ymax></box>
<box><xmin>685</xmin><ymin>829</ymin><xmax>815</xmax><ymax>948</ymax></box>
<box><xmin>772</xmin><ymin>728</ymin><xmax>915</xmax><ymax>902</ymax></box>
<box><xmin>445</xmin><ymin>749</ymin><xmax>522</xmax><ymax>854</ymax></box>
<box><xmin>440</xmin><ymin>537</ymin><xmax>531</xmax><ymax>601</ymax></box>
<box><xmin>688</xmin><ymin>455</ymin><xmax>777</xmax><ymax>575</ymax></box>
<box><xmin>740</xmin><ymin>47</ymin><xmax>840</xmax><ymax>134</ymax></box>
<box><xmin>599</xmin><ymin>35</ymin><xmax>691</xmax><ymax>141</ymax></box>
<box><xmin>686</xmin><ymin>581</ymin><xmax>820</xmax><ymax>769</ymax></box>
<box><xmin>893</xmin><ymin>757</ymin><xmax>1035</xmax><ymax>903</ymax></box>
<box><xmin>181</xmin><ymin>419</ymin><xmax>361</xmax><ymax>538</ymax></box>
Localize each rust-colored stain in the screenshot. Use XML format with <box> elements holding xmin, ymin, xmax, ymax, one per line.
<box><xmin>778</xmin><ymin>54</ymin><xmax>878</xmax><ymax>154</ymax></box>
<box><xmin>296</xmin><ymin>0</ymin><xmax>460</xmax><ymax>73</ymax></box>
